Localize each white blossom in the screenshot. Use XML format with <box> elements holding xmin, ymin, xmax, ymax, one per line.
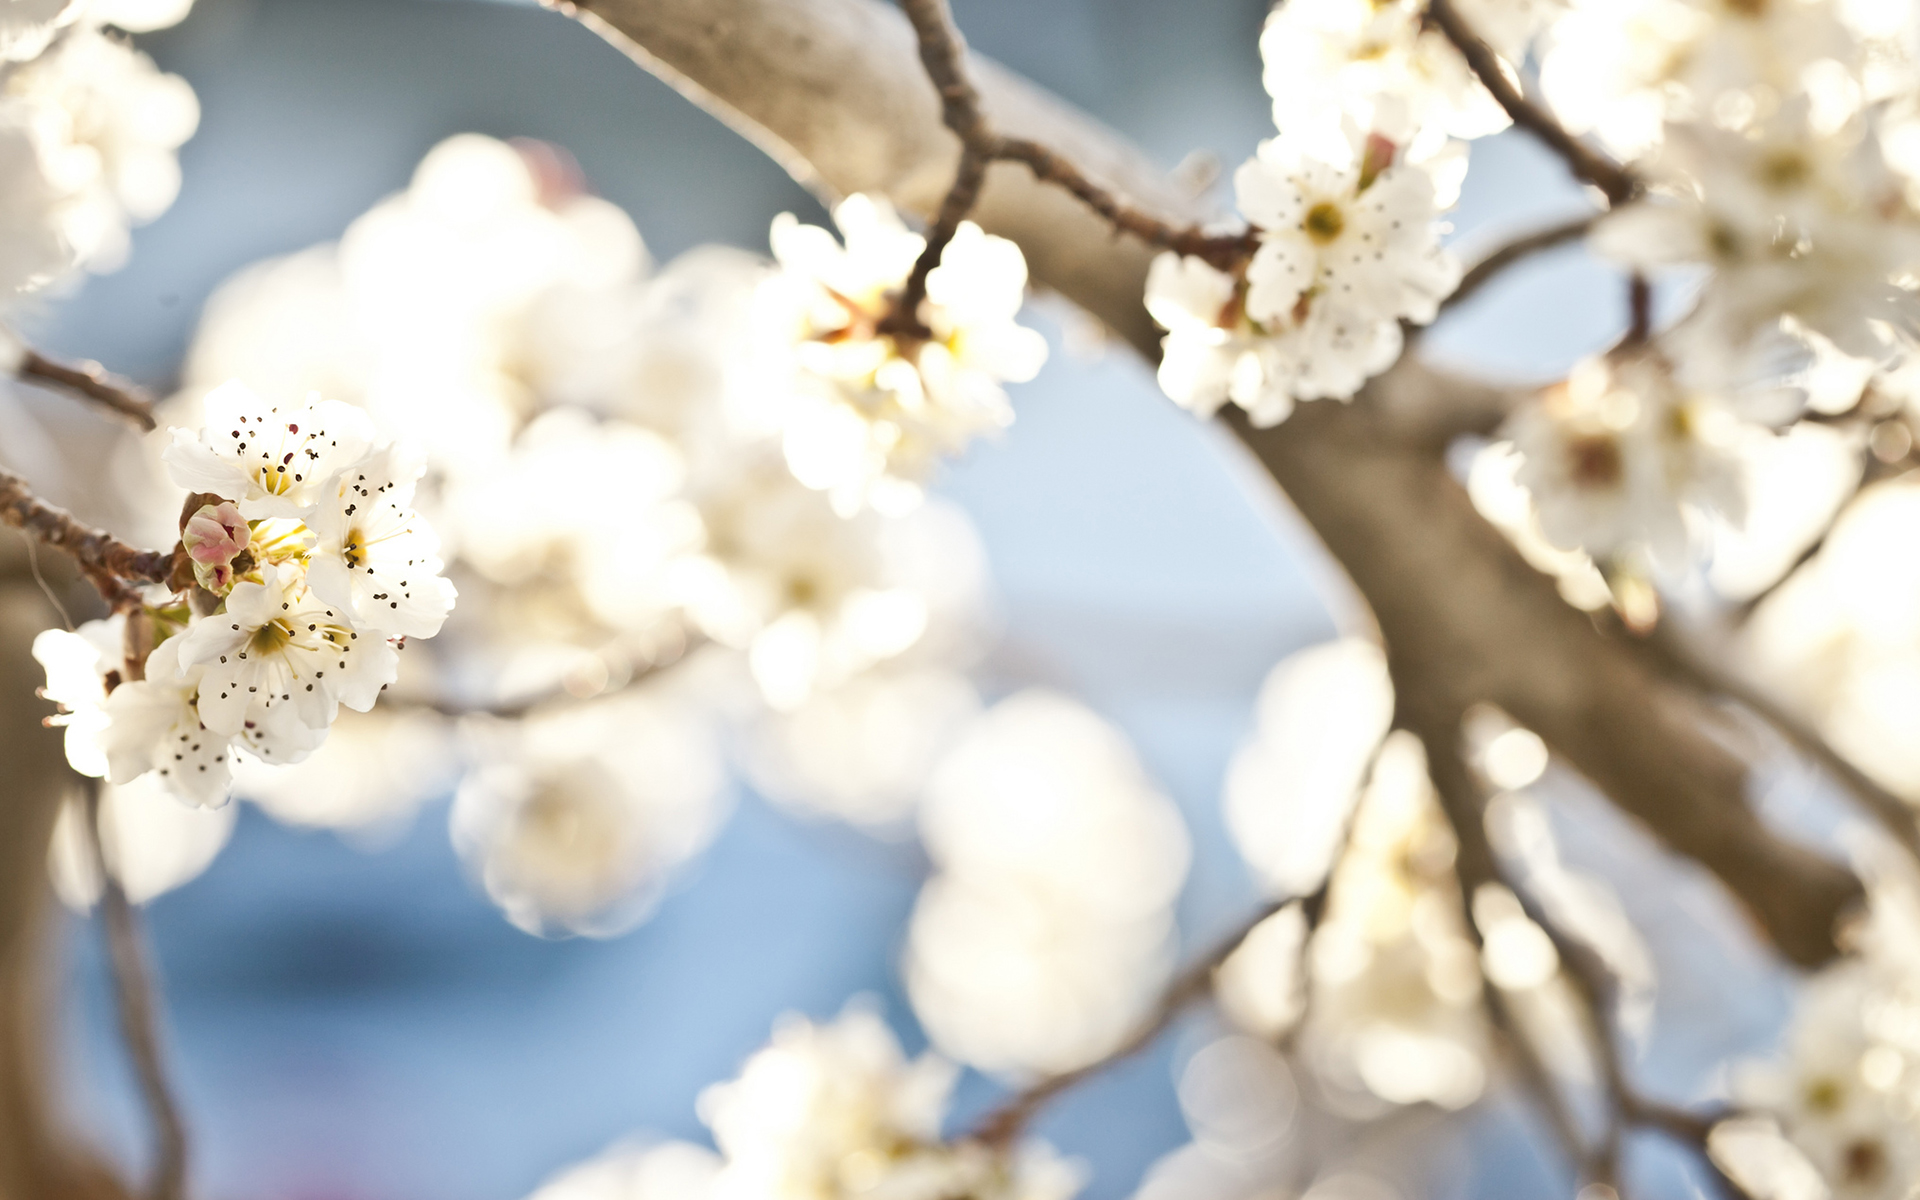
<box><xmin>164</xmin><ymin>382</ymin><xmax>379</xmax><ymax>519</ymax></box>
<box><xmin>1594</xmin><ymin>114</ymin><xmax>1920</xmax><ymax>365</ymax></box>
<box><xmin>5</xmin><ymin>25</ymin><xmax>198</xmax><ymax>273</ymax></box>
<box><xmin>1258</xmin><ymin>0</ymin><xmax>1515</xmax><ymax>160</ymax></box>
<box><xmin>449</xmin><ymin>694</ymin><xmax>729</xmax><ymax>937</ymax></box>
<box><xmin>1146</xmin><ymin>132</ymin><xmax>1457</xmax><ymax>424</ymax></box>
<box><xmin>907</xmin><ymin>691</ymin><xmax>1190</xmax><ymax>1076</ymax></box>
<box><xmin>0</xmin><ymin>103</ymin><xmax>74</xmax><ymax>298</ymax></box>
<box><xmin>754</xmin><ymin>195</ymin><xmax>1046</xmax><ymax>515</ymax></box>
<box><xmin>95</xmin><ymin>636</ymin><xmax>240</xmax><ymax>808</ymax></box>
<box><xmin>698</xmin><ymin>1005</ymin><xmax>1084</xmax><ymax>1200</ymax></box>
<box><xmin>46</xmin><ymin>774</ymin><xmax>236</xmax><ymax>909</ymax></box>
<box><xmin>1237</xmin><ymin>136</ymin><xmax>1459</xmax><ymax>332</ymax></box>
<box><xmin>0</xmin><ymin>0</ymin><xmax>77</xmax><ymax>63</ymax></box>
<box><xmin>173</xmin><ymin>561</ymin><xmax>397</xmax><ymax>741</ymax></box>
<box><xmin>305</xmin><ymin>446</ymin><xmax>457</xmax><ymax>639</ymax></box>
<box><xmin>31</xmin><ymin>613</ymin><xmax>124</xmax><ymax>779</ymax></box>
<box><xmin>1504</xmin><ymin>353</ymin><xmax>1762</xmax><ymax>566</ymax></box>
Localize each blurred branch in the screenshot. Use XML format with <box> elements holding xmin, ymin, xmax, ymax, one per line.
<box><xmin>82</xmin><ymin>786</ymin><xmax>188</xmax><ymax>1200</ymax></box>
<box><xmin>0</xmin><ymin>470</ymin><xmax>175</xmax><ymax>596</ymax></box>
<box><xmin>395</xmin><ymin>633</ymin><xmax>706</xmax><ymax>719</ymax></box>
<box><xmin>1412</xmin><ymin>718</ymin><xmax>1755</xmax><ymax>1200</ymax></box>
<box><xmin>1424</xmin><ymin>0</ymin><xmax>1637</xmax><ymax>206</ymax></box>
<box><xmin>970</xmin><ymin>897</ymin><xmax>1286</xmax><ymax>1145</ymax></box>
<box><xmin>562</xmin><ymin>0</ymin><xmax>1863</xmax><ymax>966</ymax></box>
<box><xmin>1638</xmin><ymin>619</ymin><xmax>1920</xmax><ymax>865</ymax></box>
<box><xmin>1440</xmin><ymin>214</ymin><xmax>1598</xmax><ymax>315</ymax></box>
<box><xmin>16</xmin><ymin>349</ymin><xmax>157</xmax><ymax>433</ymax></box>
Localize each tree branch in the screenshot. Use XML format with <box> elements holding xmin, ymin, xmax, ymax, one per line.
<box><xmin>1411</xmin><ymin>718</ymin><xmax>1755</xmax><ymax>1200</ymax></box>
<box><xmin>83</xmin><ymin>787</ymin><xmax>188</xmax><ymax>1200</ymax></box>
<box><xmin>1441</xmin><ymin>214</ymin><xmax>1598</xmax><ymax>315</ymax></box>
<box><xmin>0</xmin><ymin>470</ymin><xmax>175</xmax><ymax>592</ymax></box>
<box><xmin>561</xmin><ymin>0</ymin><xmax>1862</xmax><ymax>966</ymax></box>
<box><xmin>1424</xmin><ymin>0</ymin><xmax>1637</xmax><ymax>207</ymax></box>
<box><xmin>1638</xmin><ymin>619</ymin><xmax>1920</xmax><ymax>866</ymax></box>
<box><xmin>16</xmin><ymin>351</ymin><xmax>157</xmax><ymax>433</ymax></box>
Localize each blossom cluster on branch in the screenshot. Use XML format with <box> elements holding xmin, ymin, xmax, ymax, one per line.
<box><xmin>35</xmin><ymin>384</ymin><xmax>455</xmax><ymax>806</ymax></box>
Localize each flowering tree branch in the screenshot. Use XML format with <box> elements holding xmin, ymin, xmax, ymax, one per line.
<box><xmin>82</xmin><ymin>786</ymin><xmax>188</xmax><ymax>1200</ymax></box>
<box><xmin>15</xmin><ymin>348</ymin><xmax>157</xmax><ymax>433</ymax></box>
<box><xmin>0</xmin><ymin>469</ymin><xmax>176</xmax><ymax>597</ymax></box>
<box><xmin>557</xmin><ymin>0</ymin><xmax>1859</xmax><ymax>971</ymax></box>
<box><xmin>1423</xmin><ymin>0</ymin><xmax>1638</xmax><ymax>206</ymax></box>
<box><xmin>879</xmin><ymin>0</ymin><xmax>1252</xmax><ymax>335</ymax></box>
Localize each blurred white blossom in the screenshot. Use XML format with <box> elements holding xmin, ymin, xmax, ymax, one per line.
<box><xmin>907</xmin><ymin>691</ymin><xmax>1190</xmax><ymax>1076</ymax></box>
<box><xmin>752</xmin><ymin>196</ymin><xmax>1046</xmax><ymax>515</ymax></box>
<box><xmin>449</xmin><ymin>693</ymin><xmax>729</xmax><ymax>938</ymax></box>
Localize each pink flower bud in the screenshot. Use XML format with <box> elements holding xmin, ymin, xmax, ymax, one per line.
<box><xmin>183</xmin><ymin>501</ymin><xmax>250</xmax><ymax>594</ymax></box>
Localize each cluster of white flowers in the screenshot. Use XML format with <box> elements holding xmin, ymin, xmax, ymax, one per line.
<box><xmin>749</xmin><ymin>196</ymin><xmax>1047</xmax><ymax>515</ymax></box>
<box><xmin>104</xmin><ymin>135</ymin><xmax>995</xmax><ymax>931</ymax></box>
<box><xmin>34</xmin><ymin>382</ymin><xmax>455</xmax><ymax>807</ymax></box>
<box><xmin>526</xmin><ymin>1006</ymin><xmax>1083</xmax><ymax>1200</ymax></box>
<box><xmin>1145</xmin><ymin>0</ymin><xmax>1551</xmax><ymax>422</ymax></box>
<box><xmin>1496</xmin><ymin>0</ymin><xmax>1920</xmax><ymax>574</ymax></box>
<box><xmin>0</xmin><ymin>0</ymin><xmax>196</xmax><ymax>306</ymax></box>
<box><xmin>1500</xmin><ymin>351</ymin><xmax>1780</xmax><ymax>568</ymax></box>
<box><xmin>1714</xmin><ymin>861</ymin><xmax>1920</xmax><ymax>1200</ymax></box>
<box><xmin>1216</xmin><ymin>642</ymin><xmax>1489</xmax><ymax>1110</ymax></box>
<box><xmin>906</xmin><ymin>690</ymin><xmax>1191</xmax><ymax>1077</ymax></box>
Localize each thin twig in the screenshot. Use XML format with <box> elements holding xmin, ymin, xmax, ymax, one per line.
<box><xmin>396</xmin><ymin>634</ymin><xmax>706</xmax><ymax>719</ymax></box>
<box><xmin>992</xmin><ymin>138</ymin><xmax>1257</xmax><ymax>269</ymax></box>
<box><xmin>883</xmin><ymin>0</ymin><xmax>1253</xmax><ymax>337</ymax></box>
<box><xmin>0</xmin><ymin>468</ymin><xmax>175</xmax><ymax>590</ymax></box>
<box><xmin>1424</xmin><ymin>0</ymin><xmax>1637</xmax><ymax>207</ymax></box>
<box><xmin>1441</xmin><ymin>214</ymin><xmax>1599</xmax><ymax>314</ymax></box>
<box><xmin>1638</xmin><ymin>620</ymin><xmax>1920</xmax><ymax>867</ymax></box>
<box><xmin>969</xmin><ymin>897</ymin><xmax>1287</xmax><ymax>1145</ymax></box>
<box><xmin>18</xmin><ymin>349</ymin><xmax>157</xmax><ymax>432</ymax></box>
<box><xmin>1625</xmin><ymin>275</ymin><xmax>1653</xmax><ymax>344</ymax></box>
<box><xmin>84</xmin><ymin>785</ymin><xmax>189</xmax><ymax>1200</ymax></box>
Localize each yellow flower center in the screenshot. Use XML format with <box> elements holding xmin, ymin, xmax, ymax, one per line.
<box><xmin>1304</xmin><ymin>202</ymin><xmax>1346</xmax><ymax>246</ymax></box>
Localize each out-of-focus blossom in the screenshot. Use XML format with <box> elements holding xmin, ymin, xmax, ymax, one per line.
<box><xmin>5</xmin><ymin>25</ymin><xmax>198</xmax><ymax>273</ymax></box>
<box><xmin>739</xmin><ymin>666</ymin><xmax>980</xmax><ymax>829</ymax></box>
<box><xmin>680</xmin><ymin>464</ymin><xmax>983</xmax><ymax>712</ymax></box>
<box><xmin>1225</xmin><ymin>638</ymin><xmax>1395</xmax><ymax>899</ymax></box>
<box><xmin>1724</xmin><ymin>859</ymin><xmax>1920</xmax><ymax>1200</ymax></box>
<box><xmin>1259</xmin><ymin>0</ymin><xmax>1541</xmax><ymax>160</ymax></box>
<box><xmin>47</xmin><ymin>775</ymin><xmax>237</xmax><ymax>908</ymax></box>
<box><xmin>1504</xmin><ymin>353</ymin><xmax>1770</xmax><ymax>568</ymax></box>
<box><xmin>0</xmin><ymin>105</ymin><xmax>75</xmax><ymax>298</ymax></box>
<box><xmin>0</xmin><ymin>0</ymin><xmax>77</xmax><ymax>63</ymax></box>
<box><xmin>32</xmin><ymin>613</ymin><xmax>125</xmax><ymax>779</ymax></box>
<box><xmin>449</xmin><ymin>693</ymin><xmax>729</xmax><ymax>937</ymax></box>
<box><xmin>907</xmin><ymin>691</ymin><xmax>1190</xmax><ymax>1076</ymax></box>
<box><xmin>1300</xmin><ymin>732</ymin><xmax>1488</xmax><ymax>1110</ymax></box>
<box><xmin>698</xmin><ymin>1004</ymin><xmax>1084</xmax><ymax>1200</ymax></box>
<box><xmin>235</xmin><ymin>707</ymin><xmax>459</xmax><ymax>834</ymax></box>
<box><xmin>1748</xmin><ymin>479</ymin><xmax>1920</xmax><ymax>799</ymax></box>
<box><xmin>752</xmin><ymin>195</ymin><xmax>1046</xmax><ymax>515</ymax></box>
